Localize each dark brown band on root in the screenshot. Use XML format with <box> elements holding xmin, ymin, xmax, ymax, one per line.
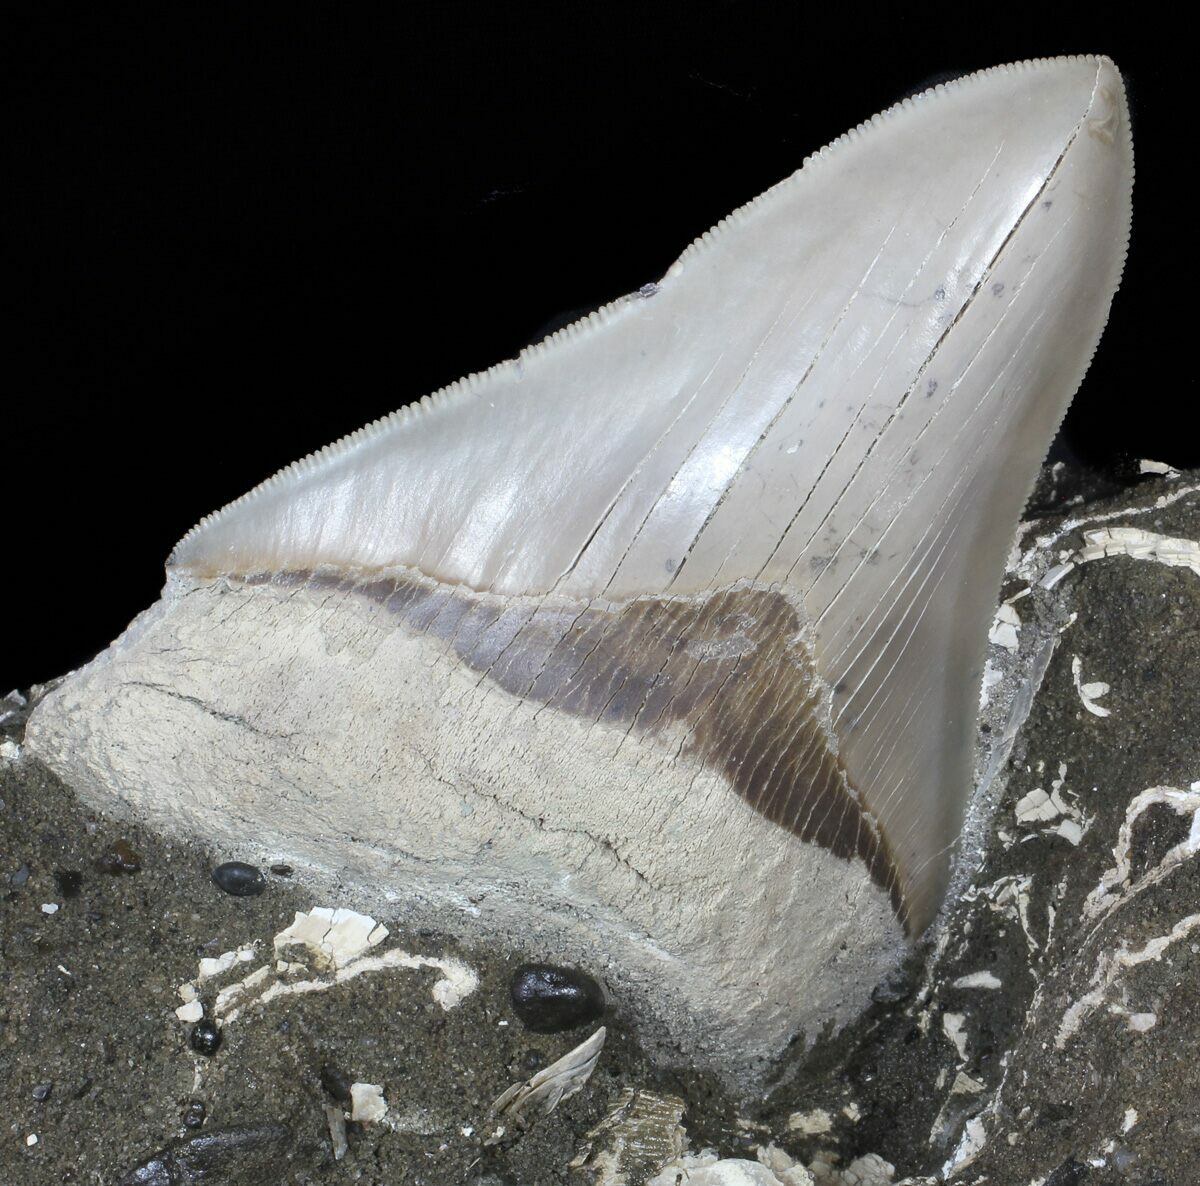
<box><xmin>243</xmin><ymin>569</ymin><xmax>909</xmax><ymax>927</ymax></box>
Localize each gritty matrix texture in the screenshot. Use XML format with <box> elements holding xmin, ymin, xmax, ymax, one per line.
<box><xmin>2</xmin><ymin>468</ymin><xmax>1199</xmax><ymax>1184</ymax></box>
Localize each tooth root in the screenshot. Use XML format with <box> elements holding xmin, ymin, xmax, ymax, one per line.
<box><xmin>28</xmin><ymin>56</ymin><xmax>1132</xmax><ymax>1078</ymax></box>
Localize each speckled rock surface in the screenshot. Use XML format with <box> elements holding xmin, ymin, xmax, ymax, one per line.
<box><xmin>0</xmin><ymin>752</ymin><xmax>732</xmax><ymax>1184</ymax></box>
<box><xmin>2</xmin><ymin>467</ymin><xmax>1198</xmax><ymax>1184</ymax></box>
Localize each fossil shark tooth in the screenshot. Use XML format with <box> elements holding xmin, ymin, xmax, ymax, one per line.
<box><xmin>27</xmin><ymin>55</ymin><xmax>1132</xmax><ymax>1082</ymax></box>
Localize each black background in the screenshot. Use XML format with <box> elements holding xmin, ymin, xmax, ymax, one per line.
<box><xmin>5</xmin><ymin>5</ymin><xmax>1186</xmax><ymax>689</ymax></box>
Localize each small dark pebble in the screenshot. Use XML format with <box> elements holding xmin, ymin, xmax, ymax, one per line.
<box><xmin>268</xmin><ymin>863</ymin><xmax>293</xmax><ymax>877</ymax></box>
<box><xmin>189</xmin><ymin>1019</ymin><xmax>222</xmax><ymax>1057</ymax></box>
<box><xmin>55</xmin><ymin>869</ymin><xmax>84</xmax><ymax>897</ymax></box>
<box><xmin>210</xmin><ymin>861</ymin><xmax>266</xmax><ymax>897</ymax></box>
<box><xmin>182</xmin><ymin>1101</ymin><xmax>207</xmax><ymax>1129</ymax></box>
<box><xmin>510</xmin><ymin>962</ymin><xmax>605</xmax><ymax>1033</ymax></box>
<box><xmin>319</xmin><ymin>1062</ymin><xmax>353</xmax><ymax>1103</ymax></box>
<box><xmin>1038</xmin><ymin>1100</ymin><xmax>1075</xmax><ymax>1127</ymax></box>
<box><xmin>10</xmin><ymin>862</ymin><xmax>30</xmax><ymax>887</ymax></box>
<box><xmin>1045</xmin><ymin>1159</ymin><xmax>1089</xmax><ymax>1186</ymax></box>
<box><xmin>522</xmin><ymin>1049</ymin><xmax>545</xmax><ymax>1071</ymax></box>
<box><xmin>32</xmin><ymin>1082</ymin><xmax>53</xmax><ymax>1102</ymax></box>
<box><xmin>96</xmin><ymin>839</ymin><xmax>142</xmax><ymax>874</ymax></box>
<box><xmin>120</xmin><ymin>1123</ymin><xmax>293</xmax><ymax>1186</ymax></box>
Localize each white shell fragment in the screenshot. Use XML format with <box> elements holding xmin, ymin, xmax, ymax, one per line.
<box><xmin>1083</xmin><ymin>782</ymin><xmax>1200</xmax><ymax>921</ymax></box>
<box><xmin>787</xmin><ymin>1109</ymin><xmax>834</xmax><ymax>1136</ymax></box>
<box><xmin>325</xmin><ymin>1104</ymin><xmax>349</xmax><ymax>1161</ymax></box>
<box><xmin>174</xmin><ymin>999</ymin><xmax>204</xmax><ymax>1024</ymax></box>
<box><xmin>943</xmin><ymin>1116</ymin><xmax>988</xmax><ymax>1178</ymax></box>
<box><xmin>942</xmin><ymin>1012</ymin><xmax>970</xmax><ymax>1063</ymax></box>
<box><xmin>172</xmin><ymin>906</ymin><xmax>478</xmax><ymax>1031</ymax></box>
<box><xmin>570</xmin><ymin>1088</ymin><xmax>687</xmax><ymax>1181</ymax></box>
<box><xmin>197</xmin><ymin>944</ymin><xmax>257</xmax><ymax>982</ymax></box>
<box><xmin>647</xmin><ymin>1148</ymin><xmax>897</xmax><ymax>1186</ymax></box>
<box><xmin>27</xmin><ymin>56</ymin><xmax>1133</xmax><ymax>1079</ymax></box>
<box><xmin>489</xmin><ymin>1026</ymin><xmax>606</xmax><ymax>1138</ymax></box>
<box><xmin>648</xmin><ymin>1153</ymin><xmax>814</xmax><ymax>1186</ymax></box>
<box><xmin>1138</xmin><ymin>459</ymin><xmax>1181</xmax><ymax>479</ymax></box>
<box><xmin>1079</xmin><ymin>526</ymin><xmax>1200</xmax><ymax>576</ymax></box>
<box><xmin>274</xmin><ymin>906</ymin><xmax>389</xmax><ymax>972</ymax></box>
<box><xmin>988</xmin><ymin>603</ymin><xmax>1022</xmax><ymax>652</ymax></box>
<box><xmin>1071</xmin><ymin>655</ymin><xmax>1111</xmax><ymax>717</ymax></box>
<box><xmin>349</xmin><ymin>1082</ymin><xmax>389</xmax><ymax>1123</ymax></box>
<box><xmin>1056</xmin><ymin>913</ymin><xmax>1200</xmax><ymax>1049</ymax></box>
<box><xmin>1013</xmin><ymin>762</ymin><xmax>1088</xmax><ymax>845</ymax></box>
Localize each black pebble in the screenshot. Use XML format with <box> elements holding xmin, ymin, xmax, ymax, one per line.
<box><xmin>32</xmin><ymin>1082</ymin><xmax>53</xmax><ymax>1102</ymax></box>
<box><xmin>319</xmin><ymin>1063</ymin><xmax>353</xmax><ymax>1103</ymax></box>
<box><xmin>268</xmin><ymin>864</ymin><xmax>293</xmax><ymax>877</ymax></box>
<box><xmin>182</xmin><ymin>1101</ymin><xmax>206</xmax><ymax>1129</ymax></box>
<box><xmin>210</xmin><ymin>861</ymin><xmax>266</xmax><ymax>897</ymax></box>
<box><xmin>55</xmin><ymin>869</ymin><xmax>84</xmax><ymax>898</ymax></box>
<box><xmin>189</xmin><ymin>1020</ymin><xmax>222</xmax><ymax>1057</ymax></box>
<box><xmin>510</xmin><ymin>963</ymin><xmax>605</xmax><ymax>1033</ymax></box>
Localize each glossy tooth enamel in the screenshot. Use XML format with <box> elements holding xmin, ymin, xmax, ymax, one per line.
<box><xmin>27</xmin><ymin>55</ymin><xmax>1133</xmax><ymax>1081</ymax></box>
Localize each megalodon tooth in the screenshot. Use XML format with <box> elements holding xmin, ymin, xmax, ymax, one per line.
<box><xmin>27</xmin><ymin>55</ymin><xmax>1132</xmax><ymax>1082</ymax></box>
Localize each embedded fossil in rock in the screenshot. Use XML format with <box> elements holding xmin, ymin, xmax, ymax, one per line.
<box><xmin>27</xmin><ymin>55</ymin><xmax>1133</xmax><ymax>1084</ymax></box>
